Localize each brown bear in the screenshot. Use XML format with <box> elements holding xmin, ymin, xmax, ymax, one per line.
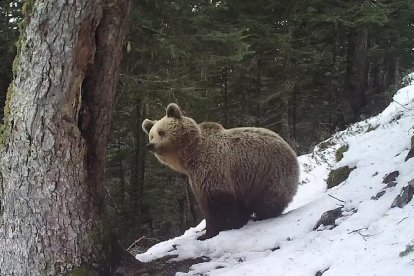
<box><xmin>142</xmin><ymin>103</ymin><xmax>299</xmax><ymax>240</ymax></box>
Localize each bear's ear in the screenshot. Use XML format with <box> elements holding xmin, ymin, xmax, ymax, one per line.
<box><xmin>142</xmin><ymin>119</ymin><xmax>156</xmax><ymax>135</ymax></box>
<box><xmin>166</xmin><ymin>103</ymin><xmax>182</xmax><ymax>118</ymax></box>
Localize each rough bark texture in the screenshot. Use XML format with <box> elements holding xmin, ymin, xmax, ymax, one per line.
<box><xmin>0</xmin><ymin>0</ymin><xmax>134</xmax><ymax>275</ymax></box>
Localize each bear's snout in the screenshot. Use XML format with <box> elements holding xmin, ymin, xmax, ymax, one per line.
<box><xmin>145</xmin><ymin>143</ymin><xmax>155</xmax><ymax>151</ymax></box>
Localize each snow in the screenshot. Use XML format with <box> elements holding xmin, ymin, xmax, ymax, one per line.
<box><xmin>136</xmin><ymin>82</ymin><xmax>414</xmax><ymax>275</ymax></box>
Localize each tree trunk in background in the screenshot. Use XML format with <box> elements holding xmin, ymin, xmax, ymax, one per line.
<box><xmin>340</xmin><ymin>27</ymin><xmax>369</xmax><ymax>125</ymax></box>
<box><xmin>292</xmin><ymin>86</ymin><xmax>297</xmax><ymax>141</ymax></box>
<box><xmin>0</xmin><ymin>0</ymin><xmax>136</xmax><ymax>275</ymax></box>
<box><xmin>280</xmin><ymin>94</ymin><xmax>291</xmax><ymax>142</ymax></box>
<box><xmin>255</xmin><ymin>59</ymin><xmax>262</xmax><ymax>127</ymax></box>
<box><xmin>222</xmin><ymin>67</ymin><xmax>229</xmax><ymax>127</ymax></box>
<box><xmin>186</xmin><ymin>182</ymin><xmax>198</xmax><ymax>226</ymax></box>
<box><xmin>117</xmin><ymin>138</ymin><xmax>126</xmax><ymax>209</ymax></box>
<box><xmin>131</xmin><ymin>96</ymin><xmax>146</xmax><ymax>217</ymax></box>
<box><xmin>178</xmin><ymin>196</ymin><xmax>186</xmax><ymax>233</ymax></box>
<box><xmin>367</xmin><ymin>33</ymin><xmax>399</xmax><ymax>106</ymax></box>
<box><xmin>382</xmin><ymin>55</ymin><xmax>398</xmax><ymax>91</ymax></box>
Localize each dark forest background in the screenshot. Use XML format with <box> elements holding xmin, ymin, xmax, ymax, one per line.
<box><xmin>1</xmin><ymin>0</ymin><xmax>413</xmax><ymax>247</ymax></box>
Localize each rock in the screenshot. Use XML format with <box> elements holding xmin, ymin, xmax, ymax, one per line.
<box><xmin>391</xmin><ymin>179</ymin><xmax>414</xmax><ymax>208</ymax></box>
<box><xmin>315</xmin><ymin>267</ymin><xmax>330</xmax><ymax>276</ymax></box>
<box><xmin>405</xmin><ymin>135</ymin><xmax>414</xmax><ymax>161</ymax></box>
<box><xmin>271</xmin><ymin>246</ymin><xmax>280</xmax><ymax>251</ymax></box>
<box><xmin>313</xmin><ymin>207</ymin><xmax>343</xmax><ymax>230</ymax></box>
<box><xmin>386</xmin><ymin>181</ymin><xmax>398</xmax><ymax>188</ymax></box>
<box><xmin>405</xmin><ymin>149</ymin><xmax>414</xmax><ymax>161</ymax></box>
<box><xmin>335</xmin><ymin>145</ymin><xmax>349</xmax><ymax>162</ymax></box>
<box><xmin>327</xmin><ymin>166</ymin><xmax>356</xmax><ymax>189</ymax></box>
<box><xmin>371</xmin><ymin>190</ymin><xmax>386</xmax><ymax>200</ymax></box>
<box><xmin>382</xmin><ymin>171</ymin><xmax>399</xmax><ymax>184</ymax></box>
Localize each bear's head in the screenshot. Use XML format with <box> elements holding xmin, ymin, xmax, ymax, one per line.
<box><xmin>142</xmin><ymin>103</ymin><xmax>201</xmax><ymax>173</ymax></box>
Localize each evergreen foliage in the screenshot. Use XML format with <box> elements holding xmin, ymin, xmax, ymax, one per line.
<box><xmin>1</xmin><ymin>0</ymin><xmax>413</xmax><ymax>246</ymax></box>
<box><xmin>104</xmin><ymin>0</ymin><xmax>414</xmax><ymax>245</ymax></box>
<box><xmin>0</xmin><ymin>1</ymin><xmax>21</xmax><ymax>122</ymax></box>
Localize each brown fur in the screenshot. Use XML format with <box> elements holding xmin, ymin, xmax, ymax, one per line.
<box><xmin>142</xmin><ymin>103</ymin><xmax>299</xmax><ymax>240</ymax></box>
<box><xmin>199</xmin><ymin>122</ymin><xmax>225</xmax><ymax>133</ymax></box>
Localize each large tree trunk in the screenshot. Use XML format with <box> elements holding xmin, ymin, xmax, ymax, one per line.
<box><xmin>0</xmin><ymin>0</ymin><xmax>137</xmax><ymax>275</ymax></box>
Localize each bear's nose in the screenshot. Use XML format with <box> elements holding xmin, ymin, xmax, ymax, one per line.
<box><xmin>145</xmin><ymin>143</ymin><xmax>155</xmax><ymax>151</ymax></box>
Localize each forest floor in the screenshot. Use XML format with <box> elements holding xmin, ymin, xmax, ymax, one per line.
<box><xmin>134</xmin><ymin>79</ymin><xmax>414</xmax><ymax>276</ymax></box>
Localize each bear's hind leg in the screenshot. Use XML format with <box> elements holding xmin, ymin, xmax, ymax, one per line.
<box><xmin>198</xmin><ymin>193</ymin><xmax>249</xmax><ymax>240</ymax></box>
<box><xmin>252</xmin><ymin>197</ymin><xmax>288</xmax><ymax>221</ymax></box>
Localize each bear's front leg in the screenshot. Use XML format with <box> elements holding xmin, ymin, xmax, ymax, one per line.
<box><xmin>197</xmin><ymin>217</ymin><xmax>220</xmax><ymax>241</ymax></box>
<box><xmin>197</xmin><ymin>192</ymin><xmax>249</xmax><ymax>240</ymax></box>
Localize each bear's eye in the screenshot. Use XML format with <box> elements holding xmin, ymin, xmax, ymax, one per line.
<box><xmin>158</xmin><ymin>130</ymin><xmax>166</xmax><ymax>137</ymax></box>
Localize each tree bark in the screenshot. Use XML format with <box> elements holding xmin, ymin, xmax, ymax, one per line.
<box><xmin>0</xmin><ymin>0</ymin><xmax>137</xmax><ymax>275</ymax></box>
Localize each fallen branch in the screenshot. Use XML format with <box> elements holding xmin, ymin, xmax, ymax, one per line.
<box><xmin>127</xmin><ymin>236</ymin><xmax>146</xmax><ymax>251</ymax></box>
<box><xmin>348</xmin><ymin>227</ymin><xmax>368</xmax><ymax>234</ymax></box>
<box><xmin>393</xmin><ymin>99</ymin><xmax>413</xmax><ymax>111</ymax></box>
<box><xmin>328</xmin><ymin>194</ymin><xmax>346</xmax><ymax>203</ymax></box>
<box><xmin>397</xmin><ymin>217</ymin><xmax>408</xmax><ymax>225</ymax></box>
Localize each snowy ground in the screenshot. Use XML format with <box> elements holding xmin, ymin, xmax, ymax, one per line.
<box><xmin>136</xmin><ymin>81</ymin><xmax>414</xmax><ymax>276</ymax></box>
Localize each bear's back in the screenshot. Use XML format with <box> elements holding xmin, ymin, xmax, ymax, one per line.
<box><xmin>199</xmin><ymin>125</ymin><xmax>291</xmax><ymax>156</ymax></box>
<box><xmin>199</xmin><ymin>122</ymin><xmax>225</xmax><ymax>135</ymax></box>
<box><xmin>197</xmin><ymin>125</ymin><xmax>298</xmax><ymax>179</ymax></box>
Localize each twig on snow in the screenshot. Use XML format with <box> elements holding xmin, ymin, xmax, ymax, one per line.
<box><xmin>397</xmin><ymin>217</ymin><xmax>408</xmax><ymax>225</ymax></box>
<box><xmin>348</xmin><ymin>227</ymin><xmax>368</xmax><ymax>234</ymax></box>
<box><xmin>393</xmin><ymin>99</ymin><xmax>413</xmax><ymax>110</ymax></box>
<box><xmin>328</xmin><ymin>194</ymin><xmax>346</xmax><ymax>203</ymax></box>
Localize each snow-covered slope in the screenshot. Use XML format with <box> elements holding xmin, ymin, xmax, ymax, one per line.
<box><xmin>136</xmin><ymin>82</ymin><xmax>414</xmax><ymax>276</ymax></box>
